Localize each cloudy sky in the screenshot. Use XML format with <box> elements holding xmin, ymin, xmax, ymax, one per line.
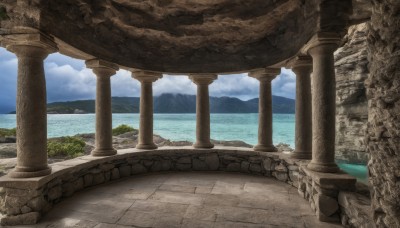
<box><xmin>0</xmin><ymin>47</ymin><xmax>296</xmax><ymax>113</ymax></box>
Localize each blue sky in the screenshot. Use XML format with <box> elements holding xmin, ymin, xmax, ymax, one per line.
<box><xmin>0</xmin><ymin>47</ymin><xmax>296</xmax><ymax>114</ymax></box>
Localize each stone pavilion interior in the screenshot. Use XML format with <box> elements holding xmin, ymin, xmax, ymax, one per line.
<box><xmin>0</xmin><ymin>0</ymin><xmax>399</xmax><ymax>227</ymax></box>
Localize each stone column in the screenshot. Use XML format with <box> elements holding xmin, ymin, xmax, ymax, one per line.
<box><xmin>3</xmin><ymin>33</ymin><xmax>57</xmax><ymax>178</ymax></box>
<box><xmin>291</xmin><ymin>56</ymin><xmax>313</xmax><ymax>159</ymax></box>
<box><xmin>189</xmin><ymin>74</ymin><xmax>217</xmax><ymax>149</ymax></box>
<box><xmin>132</xmin><ymin>70</ymin><xmax>162</xmax><ymax>149</ymax></box>
<box><xmin>306</xmin><ymin>33</ymin><xmax>341</xmax><ymax>173</ymax></box>
<box><xmin>86</xmin><ymin>59</ymin><xmax>118</xmax><ymax>156</ymax></box>
<box><xmin>249</xmin><ymin>68</ymin><xmax>280</xmax><ymax>152</ymax></box>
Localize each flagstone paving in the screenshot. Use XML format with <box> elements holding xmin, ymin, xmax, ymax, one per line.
<box><xmin>9</xmin><ymin>172</ymin><xmax>342</xmax><ymax>228</ymax></box>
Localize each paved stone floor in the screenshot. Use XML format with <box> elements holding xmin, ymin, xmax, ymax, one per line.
<box><xmin>13</xmin><ymin>172</ymin><xmax>342</xmax><ymax>228</ymax></box>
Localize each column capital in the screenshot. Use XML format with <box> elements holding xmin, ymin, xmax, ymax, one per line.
<box><xmin>304</xmin><ymin>32</ymin><xmax>342</xmax><ymax>54</ymax></box>
<box><xmin>290</xmin><ymin>55</ymin><xmax>312</xmax><ymax>69</ymax></box>
<box><xmin>189</xmin><ymin>74</ymin><xmax>218</xmax><ymax>85</ymax></box>
<box><xmin>132</xmin><ymin>70</ymin><xmax>162</xmax><ymax>83</ymax></box>
<box><xmin>249</xmin><ymin>68</ymin><xmax>280</xmax><ymax>81</ymax></box>
<box><xmin>2</xmin><ymin>33</ymin><xmax>58</xmax><ymax>57</ymax></box>
<box><xmin>86</xmin><ymin>59</ymin><xmax>119</xmax><ymax>78</ymax></box>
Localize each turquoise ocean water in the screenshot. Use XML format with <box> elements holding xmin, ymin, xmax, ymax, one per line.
<box><xmin>0</xmin><ymin>113</ymin><xmax>367</xmax><ymax>183</ymax></box>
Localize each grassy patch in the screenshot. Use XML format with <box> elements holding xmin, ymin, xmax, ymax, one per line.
<box><xmin>0</xmin><ymin>128</ymin><xmax>16</xmax><ymax>137</ymax></box>
<box><xmin>112</xmin><ymin>124</ymin><xmax>135</xmax><ymax>136</ymax></box>
<box><xmin>47</xmin><ymin>136</ymin><xmax>86</xmax><ymax>158</ymax></box>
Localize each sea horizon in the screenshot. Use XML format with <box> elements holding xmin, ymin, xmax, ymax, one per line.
<box><xmin>0</xmin><ymin>113</ymin><xmax>295</xmax><ymax>147</ymax></box>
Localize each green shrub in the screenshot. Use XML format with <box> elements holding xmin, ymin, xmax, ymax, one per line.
<box><xmin>47</xmin><ymin>136</ymin><xmax>86</xmax><ymax>158</ymax></box>
<box><xmin>0</xmin><ymin>128</ymin><xmax>16</xmax><ymax>137</ymax></box>
<box><xmin>112</xmin><ymin>124</ymin><xmax>135</xmax><ymax>136</ymax></box>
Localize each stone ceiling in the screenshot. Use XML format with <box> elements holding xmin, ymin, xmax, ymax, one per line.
<box><xmin>0</xmin><ymin>0</ymin><xmax>370</xmax><ymax>74</ymax></box>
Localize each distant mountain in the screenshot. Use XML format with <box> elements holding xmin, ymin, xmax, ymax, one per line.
<box><xmin>43</xmin><ymin>93</ymin><xmax>295</xmax><ymax>114</ymax></box>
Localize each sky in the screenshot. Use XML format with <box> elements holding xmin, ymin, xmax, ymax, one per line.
<box><xmin>0</xmin><ymin>47</ymin><xmax>296</xmax><ymax>114</ymax></box>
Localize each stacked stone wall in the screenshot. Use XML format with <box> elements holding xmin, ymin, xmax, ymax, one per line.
<box><xmin>297</xmin><ymin>166</ymin><xmax>356</xmax><ymax>223</ymax></box>
<box><xmin>338</xmin><ymin>191</ymin><xmax>374</xmax><ymax>228</ymax></box>
<box><xmin>0</xmin><ymin>149</ymin><xmax>293</xmax><ymax>225</ymax></box>
<box><xmin>0</xmin><ymin>148</ymin><xmax>357</xmax><ymax>226</ymax></box>
<box><xmin>366</xmin><ymin>0</ymin><xmax>400</xmax><ymax>227</ymax></box>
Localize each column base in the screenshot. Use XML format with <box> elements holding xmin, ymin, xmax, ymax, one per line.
<box><xmin>9</xmin><ymin>166</ymin><xmax>52</xmax><ymax>178</ymax></box>
<box><xmin>290</xmin><ymin>151</ymin><xmax>312</xmax><ymax>160</ymax></box>
<box><xmin>253</xmin><ymin>144</ymin><xmax>277</xmax><ymax>152</ymax></box>
<box><xmin>91</xmin><ymin>148</ymin><xmax>117</xmax><ymax>156</ymax></box>
<box><xmin>307</xmin><ymin>161</ymin><xmax>340</xmax><ymax>173</ymax></box>
<box><xmin>193</xmin><ymin>142</ymin><xmax>214</xmax><ymax>149</ymax></box>
<box><xmin>136</xmin><ymin>143</ymin><xmax>158</xmax><ymax>150</ymax></box>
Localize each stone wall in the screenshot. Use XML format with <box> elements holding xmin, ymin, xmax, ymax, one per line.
<box><xmin>339</xmin><ymin>190</ymin><xmax>373</xmax><ymax>228</ymax></box>
<box><xmin>297</xmin><ymin>167</ymin><xmax>356</xmax><ymax>223</ymax></box>
<box><xmin>366</xmin><ymin>0</ymin><xmax>400</xmax><ymax>227</ymax></box>
<box><xmin>334</xmin><ymin>22</ymin><xmax>369</xmax><ymax>164</ymax></box>
<box><xmin>0</xmin><ymin>147</ymin><xmax>356</xmax><ymax>226</ymax></box>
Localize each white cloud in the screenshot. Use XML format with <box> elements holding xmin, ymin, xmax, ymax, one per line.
<box><xmin>154</xmin><ymin>75</ymin><xmax>196</xmax><ymax>96</ymax></box>
<box><xmin>0</xmin><ymin>48</ymin><xmax>297</xmax><ymax>113</ymax></box>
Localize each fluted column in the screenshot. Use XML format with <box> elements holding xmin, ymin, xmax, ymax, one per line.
<box><xmin>132</xmin><ymin>70</ymin><xmax>162</xmax><ymax>149</ymax></box>
<box><xmin>249</xmin><ymin>68</ymin><xmax>280</xmax><ymax>152</ymax></box>
<box><xmin>306</xmin><ymin>33</ymin><xmax>341</xmax><ymax>173</ymax></box>
<box><xmin>3</xmin><ymin>33</ymin><xmax>57</xmax><ymax>178</ymax></box>
<box><xmin>291</xmin><ymin>56</ymin><xmax>313</xmax><ymax>159</ymax></box>
<box><xmin>189</xmin><ymin>74</ymin><xmax>217</xmax><ymax>149</ymax></box>
<box><xmin>86</xmin><ymin>59</ymin><xmax>118</xmax><ymax>156</ymax></box>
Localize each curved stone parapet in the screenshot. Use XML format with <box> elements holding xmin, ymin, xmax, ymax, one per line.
<box><xmin>0</xmin><ymin>147</ymin><xmax>356</xmax><ymax>226</ymax></box>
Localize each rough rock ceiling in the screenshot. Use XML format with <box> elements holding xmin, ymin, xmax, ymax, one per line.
<box><xmin>36</xmin><ymin>0</ymin><xmax>318</xmax><ymax>73</ymax></box>
<box><xmin>2</xmin><ymin>0</ymin><xmax>370</xmax><ymax>73</ymax></box>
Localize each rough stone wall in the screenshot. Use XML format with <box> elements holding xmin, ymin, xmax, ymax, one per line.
<box><xmin>334</xmin><ymin>22</ymin><xmax>369</xmax><ymax>164</ymax></box>
<box><xmin>338</xmin><ymin>191</ymin><xmax>373</xmax><ymax>228</ymax></box>
<box><xmin>366</xmin><ymin>0</ymin><xmax>400</xmax><ymax>227</ymax></box>
<box><xmin>297</xmin><ymin>167</ymin><xmax>356</xmax><ymax>223</ymax></box>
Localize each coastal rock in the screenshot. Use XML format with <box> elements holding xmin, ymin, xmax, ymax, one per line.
<box><xmin>334</xmin><ymin>22</ymin><xmax>369</xmax><ymax>164</ymax></box>
<box><xmin>73</xmin><ymin>109</ymin><xmax>86</xmax><ymax>114</ymax></box>
<box><xmin>275</xmin><ymin>143</ymin><xmax>294</xmax><ymax>152</ymax></box>
<box><xmin>4</xmin><ymin>137</ymin><xmax>16</xmax><ymax>143</ymax></box>
<box><xmin>211</xmin><ymin>140</ymin><xmax>252</xmax><ymax>148</ymax></box>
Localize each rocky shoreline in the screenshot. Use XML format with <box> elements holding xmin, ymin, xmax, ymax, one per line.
<box><xmin>0</xmin><ymin>130</ymin><xmax>293</xmax><ymax>176</ymax></box>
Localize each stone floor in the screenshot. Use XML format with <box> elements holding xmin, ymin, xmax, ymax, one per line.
<box><xmin>10</xmin><ymin>172</ymin><xmax>342</xmax><ymax>228</ymax></box>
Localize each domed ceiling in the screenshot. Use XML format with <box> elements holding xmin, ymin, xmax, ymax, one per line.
<box><xmin>34</xmin><ymin>0</ymin><xmax>321</xmax><ymax>73</ymax></box>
